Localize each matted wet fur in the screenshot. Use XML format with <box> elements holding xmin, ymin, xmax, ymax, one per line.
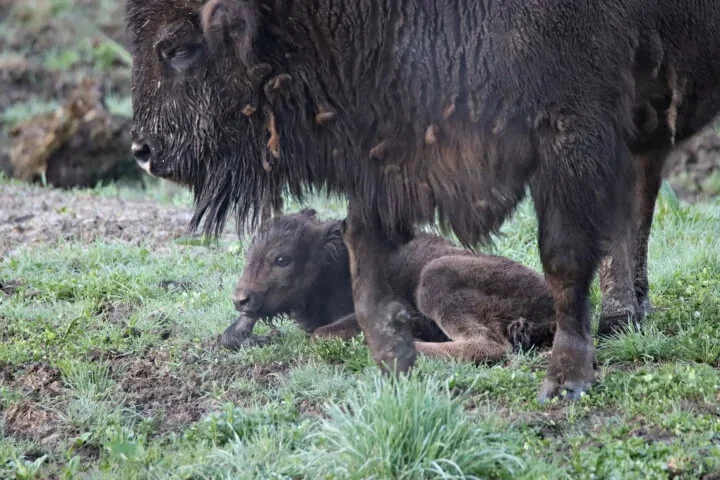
<box><xmin>220</xmin><ymin>209</ymin><xmax>556</xmax><ymax>364</ymax></box>
<box><xmin>125</xmin><ymin>0</ymin><xmax>720</xmax><ymax>400</ymax></box>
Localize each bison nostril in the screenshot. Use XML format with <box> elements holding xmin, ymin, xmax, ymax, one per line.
<box><xmin>131</xmin><ymin>141</ymin><xmax>153</xmax><ymax>167</ymax></box>
<box><xmin>233</xmin><ymin>290</ymin><xmax>256</xmax><ymax>312</ymax></box>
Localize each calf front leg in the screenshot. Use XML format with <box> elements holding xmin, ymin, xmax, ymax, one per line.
<box><xmin>219</xmin><ymin>315</ymin><xmax>262</xmax><ymax>350</ymax></box>
<box><xmin>342</xmin><ymin>200</ymin><xmax>416</xmax><ymax>374</ymax></box>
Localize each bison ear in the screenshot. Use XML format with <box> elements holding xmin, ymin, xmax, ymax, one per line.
<box><xmin>201</xmin><ymin>0</ymin><xmax>260</xmax><ymax>63</ymax></box>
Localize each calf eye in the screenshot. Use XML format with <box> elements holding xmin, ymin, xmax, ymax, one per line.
<box><xmin>159</xmin><ymin>42</ymin><xmax>203</xmax><ymax>72</ymax></box>
<box><xmin>274</xmin><ymin>255</ymin><xmax>291</xmax><ymax>267</ymax></box>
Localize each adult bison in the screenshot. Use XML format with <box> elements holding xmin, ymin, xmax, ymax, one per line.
<box><xmin>125</xmin><ymin>0</ymin><xmax>720</xmax><ymax>401</ymax></box>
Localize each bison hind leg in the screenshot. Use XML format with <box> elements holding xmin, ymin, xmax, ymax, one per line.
<box><xmin>598</xmin><ymin>148</ymin><xmax>668</xmax><ymax>336</ymax></box>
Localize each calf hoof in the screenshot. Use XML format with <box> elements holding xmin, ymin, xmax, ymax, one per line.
<box><xmin>218</xmin><ymin>316</ymin><xmax>257</xmax><ymax>351</ymax></box>
<box><xmin>361</xmin><ymin>299</ymin><xmax>416</xmax><ymax>375</ymax></box>
<box><xmin>537</xmin><ymin>330</ymin><xmax>597</xmax><ymax>403</ymax></box>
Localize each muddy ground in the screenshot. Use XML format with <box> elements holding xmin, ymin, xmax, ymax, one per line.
<box><xmin>0</xmin><ymin>182</ymin><xmax>213</xmax><ymax>258</ymax></box>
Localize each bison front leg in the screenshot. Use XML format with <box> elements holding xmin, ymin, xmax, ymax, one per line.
<box><xmin>533</xmin><ymin>116</ymin><xmax>633</xmax><ymax>401</ymax></box>
<box><xmin>342</xmin><ymin>200</ymin><xmax>416</xmax><ymax>374</ymax></box>
<box><xmin>598</xmin><ymin>148</ymin><xmax>668</xmax><ymax>335</ymax></box>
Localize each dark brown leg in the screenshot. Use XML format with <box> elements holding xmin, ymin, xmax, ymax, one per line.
<box><xmin>219</xmin><ymin>315</ymin><xmax>260</xmax><ymax>350</ymax></box>
<box><xmin>311</xmin><ymin>313</ymin><xmax>363</xmax><ymax>340</ymax></box>
<box><xmin>598</xmin><ymin>148</ymin><xmax>668</xmax><ymax>334</ymax></box>
<box><xmin>342</xmin><ymin>199</ymin><xmax>416</xmax><ymax>374</ymax></box>
<box><xmin>598</xmin><ymin>190</ymin><xmax>640</xmax><ymax>335</ymax></box>
<box><xmin>533</xmin><ymin>116</ymin><xmax>631</xmax><ymax>401</ymax></box>
<box><xmin>633</xmin><ymin>149</ymin><xmax>667</xmax><ymax>315</ymax></box>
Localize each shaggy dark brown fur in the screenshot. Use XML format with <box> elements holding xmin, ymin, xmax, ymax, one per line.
<box><xmin>220</xmin><ymin>209</ymin><xmax>556</xmax><ymax>363</ymax></box>
<box><xmin>125</xmin><ymin>0</ymin><xmax>720</xmax><ymax>400</ymax></box>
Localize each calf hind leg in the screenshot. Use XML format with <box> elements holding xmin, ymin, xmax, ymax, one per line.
<box><xmin>414</xmin><ymin>257</ymin><xmax>524</xmax><ymax>364</ymax></box>
<box><xmin>311</xmin><ymin>313</ymin><xmax>363</xmax><ymax>341</ymax></box>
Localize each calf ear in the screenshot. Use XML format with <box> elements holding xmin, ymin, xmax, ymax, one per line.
<box><xmin>300</xmin><ymin>208</ymin><xmax>317</xmax><ymax>218</ymax></box>
<box><xmin>321</xmin><ymin>221</ymin><xmax>345</xmax><ymax>263</ymax></box>
<box><xmin>201</xmin><ymin>0</ymin><xmax>260</xmax><ymax>64</ymax></box>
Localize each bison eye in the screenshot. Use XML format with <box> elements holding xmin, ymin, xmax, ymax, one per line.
<box><xmin>274</xmin><ymin>255</ymin><xmax>291</xmax><ymax>267</ymax></box>
<box><xmin>159</xmin><ymin>42</ymin><xmax>203</xmax><ymax>72</ymax></box>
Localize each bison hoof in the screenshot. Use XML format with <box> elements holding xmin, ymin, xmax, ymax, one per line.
<box><xmin>361</xmin><ymin>299</ymin><xmax>417</xmax><ymax>376</ymax></box>
<box><xmin>598</xmin><ymin>309</ymin><xmax>642</xmax><ymax>338</ymax></box>
<box><xmin>538</xmin><ymin>376</ymin><xmax>593</xmax><ymax>403</ymax></box>
<box><xmin>537</xmin><ymin>329</ymin><xmax>597</xmax><ymax>403</ymax></box>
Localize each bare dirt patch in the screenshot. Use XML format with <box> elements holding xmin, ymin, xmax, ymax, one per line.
<box><xmin>0</xmin><ymin>362</ymin><xmax>64</xmax><ymax>444</ymax></box>
<box><xmin>665</xmin><ymin>128</ymin><xmax>720</xmax><ymax>201</ymax></box>
<box><xmin>629</xmin><ymin>426</ymin><xmax>676</xmax><ymax>444</ymax></box>
<box><xmin>111</xmin><ymin>350</ymin><xmax>211</xmax><ymax>435</ymax></box>
<box><xmin>2</xmin><ymin>401</ymin><xmax>62</xmax><ymax>444</ymax></box>
<box><xmin>0</xmin><ymin>183</ymin><xmax>232</xmax><ymax>258</ymax></box>
<box><xmin>1</xmin><ymin>361</ymin><xmax>64</xmax><ymax>399</ymax></box>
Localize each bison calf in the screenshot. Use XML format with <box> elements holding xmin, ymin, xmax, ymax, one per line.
<box><xmin>220</xmin><ymin>209</ymin><xmax>555</xmax><ymax>364</ymax></box>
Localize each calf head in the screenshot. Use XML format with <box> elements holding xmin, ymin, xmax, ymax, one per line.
<box><xmin>233</xmin><ymin>208</ymin><xmax>344</xmax><ymax>318</ymax></box>
<box><xmin>125</xmin><ymin>0</ymin><xmax>285</xmax><ymax>235</ymax></box>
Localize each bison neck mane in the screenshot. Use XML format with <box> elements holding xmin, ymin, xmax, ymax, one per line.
<box><xmin>195</xmin><ymin>0</ymin><xmax>636</xmax><ymax>248</ymax></box>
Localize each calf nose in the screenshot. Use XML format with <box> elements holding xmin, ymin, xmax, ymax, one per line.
<box><xmin>131</xmin><ymin>140</ymin><xmax>155</xmax><ymax>172</ymax></box>
<box><xmin>233</xmin><ymin>289</ymin><xmax>260</xmax><ymax>313</ymax></box>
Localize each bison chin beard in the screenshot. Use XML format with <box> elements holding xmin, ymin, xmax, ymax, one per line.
<box><xmin>188</xmin><ymin>133</ymin><xmax>279</xmax><ymax>239</ymax></box>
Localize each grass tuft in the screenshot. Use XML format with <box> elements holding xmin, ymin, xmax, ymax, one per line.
<box><xmin>300</xmin><ymin>372</ymin><xmax>526</xmax><ymax>479</ymax></box>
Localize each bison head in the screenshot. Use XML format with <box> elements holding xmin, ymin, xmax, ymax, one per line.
<box><xmin>126</xmin><ymin>0</ymin><xmax>285</xmax><ymax>235</ymax></box>
<box><xmin>232</xmin><ymin>209</ymin><xmax>345</xmax><ymax>318</ymax></box>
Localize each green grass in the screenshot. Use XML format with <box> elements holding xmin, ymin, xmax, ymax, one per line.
<box><xmin>1</xmin><ymin>99</ymin><xmax>60</xmax><ymax>129</ymax></box>
<box><xmin>1</xmin><ymin>178</ymin><xmax>719</xmax><ymax>478</ymax></box>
